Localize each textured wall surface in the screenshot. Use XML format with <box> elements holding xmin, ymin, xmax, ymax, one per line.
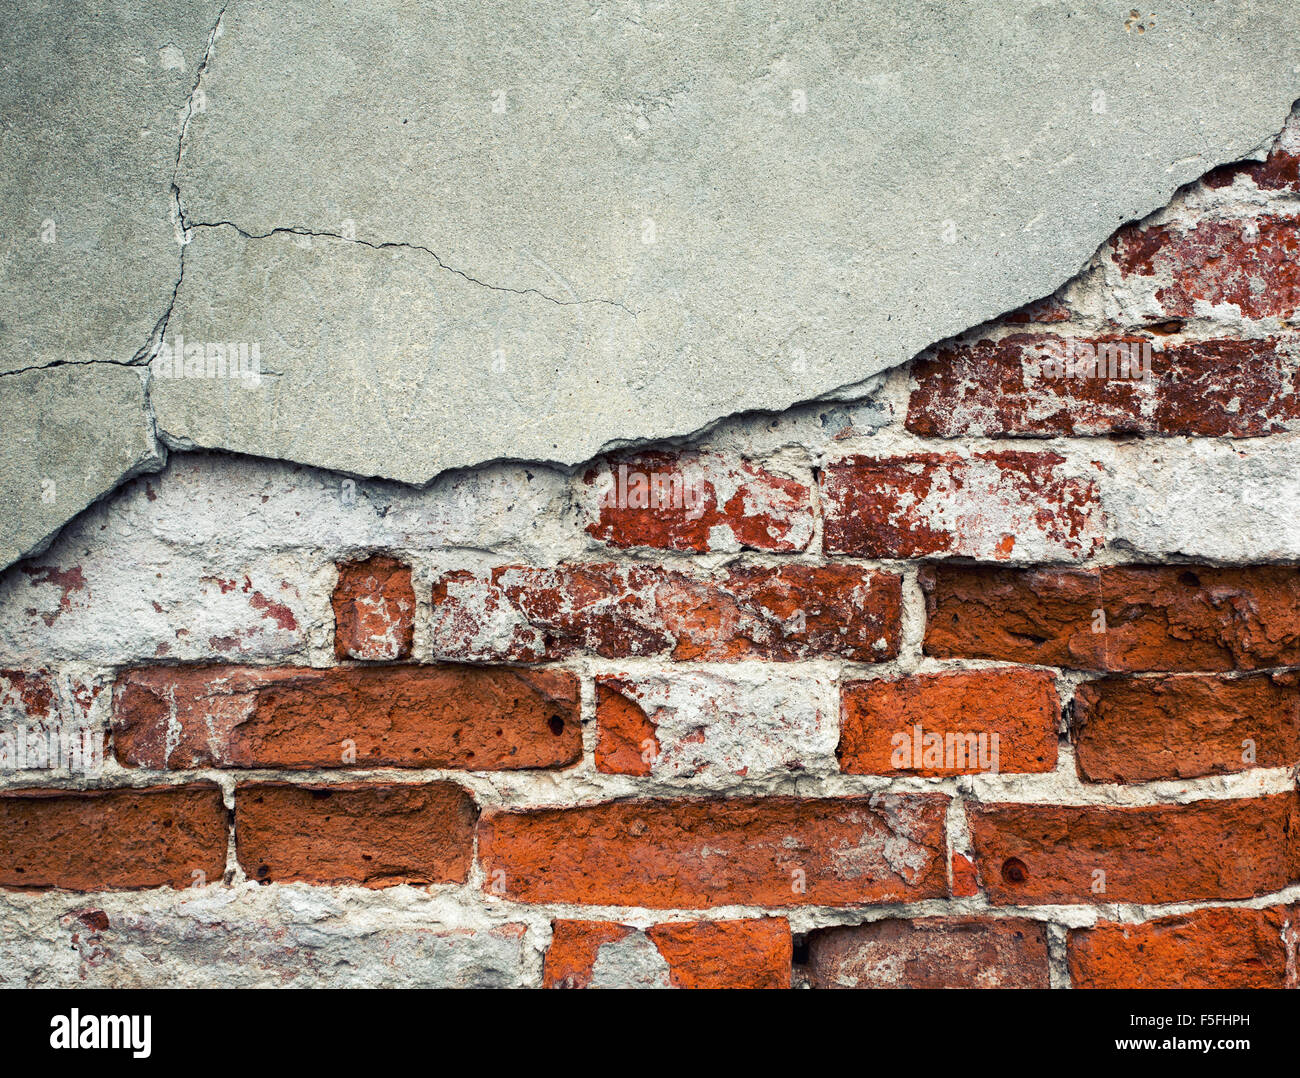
<box><xmin>3</xmin><ymin>101</ymin><xmax>1299</xmax><ymax>988</ymax></box>
<box><xmin>6</xmin><ymin>1</ymin><xmax>1300</xmax><ymax>570</ymax></box>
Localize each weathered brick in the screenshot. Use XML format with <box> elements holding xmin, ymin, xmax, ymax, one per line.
<box><xmin>922</xmin><ymin>564</ymin><xmax>1300</xmax><ymax>672</ymax></box>
<box><xmin>0</xmin><ymin>669</ymin><xmax>104</xmax><ymax>775</ymax></box>
<box><xmin>907</xmin><ymin>333</ymin><xmax>1300</xmax><ymax>438</ymax></box>
<box><xmin>0</xmin><ymin>541</ymin><xmax>318</xmax><ymax>664</ymax></box>
<box><xmin>1111</xmin><ymin>213</ymin><xmax>1300</xmax><ymax>320</ymax></box>
<box><xmin>1073</xmin><ymin>672</ymin><xmax>1300</xmax><ymax>783</ymax></box>
<box><xmin>0</xmin><ymin>891</ymin><xmax>533</xmax><ymax>988</ymax></box>
<box><xmin>543</xmin><ymin>918</ymin><xmax>791</xmax><ymax>988</ymax></box>
<box><xmin>969</xmin><ymin>793</ymin><xmax>1300</xmax><ymax>905</ymax></box>
<box><xmin>1068</xmin><ymin>905</ymin><xmax>1298</xmax><ymax>989</ymax></box>
<box><xmin>235</xmin><ymin>782</ymin><xmax>478</xmax><ymax>887</ymax></box>
<box><xmin>580</xmin><ymin>451</ymin><xmax>813</xmax><ymax>553</ymax></box>
<box><xmin>595</xmin><ymin>671</ymin><xmax>836</xmax><ymax>781</ymax></box>
<box><xmin>838</xmin><ymin>668</ymin><xmax>1058</xmax><ymax>776</ymax></box>
<box><xmin>0</xmin><ymin>784</ymin><xmax>226</xmax><ymax>891</ymax></box>
<box><xmin>806</xmin><ymin>918</ymin><xmax>1050</xmax><ymax>989</ymax></box>
<box><xmin>822</xmin><ymin>451</ymin><xmax>1102</xmax><ymax>561</ymax></box>
<box><xmin>479</xmin><ymin>794</ymin><xmax>949</xmax><ymax>908</ymax></box>
<box><xmin>113</xmin><ymin>664</ymin><xmax>580</xmax><ymax>771</ymax></box>
<box><xmin>430</xmin><ymin>562</ymin><xmax>902</xmax><ymax>663</ymax></box>
<box><xmin>332</xmin><ymin>554</ymin><xmax>415</xmax><ymax>660</ymax></box>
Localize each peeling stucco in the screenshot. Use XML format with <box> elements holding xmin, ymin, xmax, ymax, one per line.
<box><xmin>5</xmin><ymin>1</ymin><xmax>1300</xmax><ymax>569</ymax></box>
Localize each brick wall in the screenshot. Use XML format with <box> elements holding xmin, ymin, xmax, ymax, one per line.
<box><xmin>1</xmin><ymin>109</ymin><xmax>1299</xmax><ymax>989</ymax></box>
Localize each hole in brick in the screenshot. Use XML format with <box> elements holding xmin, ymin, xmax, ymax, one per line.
<box><xmin>548</xmin><ymin>716</ymin><xmax>565</xmax><ymax>736</ymax></box>
<box><xmin>1001</xmin><ymin>857</ymin><xmax>1029</xmax><ymax>884</ymax></box>
<box><xmin>1178</xmin><ymin>570</ymin><xmax>1201</xmax><ymax>587</ymax></box>
<box><xmin>256</xmin><ymin>864</ymin><xmax>269</xmax><ymax>879</ymax></box>
<box><xmin>310</xmin><ymin>789</ymin><xmax>333</xmax><ymax>800</ymax></box>
<box><xmin>791</xmin><ymin>933</ymin><xmax>810</xmax><ymax>965</ymax></box>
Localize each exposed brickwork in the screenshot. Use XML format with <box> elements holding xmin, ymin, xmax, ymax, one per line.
<box><xmin>0</xmin><ymin>785</ymin><xmax>226</xmax><ymax>891</ymax></box>
<box><xmin>8</xmin><ymin>114</ymin><xmax>1300</xmax><ymax>989</ymax></box>
<box><xmin>1073</xmin><ymin>672</ymin><xmax>1300</xmax><ymax>782</ymax></box>
<box><xmin>113</xmin><ymin>664</ymin><xmax>581</xmax><ymax>771</ymax></box>
<box><xmin>479</xmin><ymin>795</ymin><xmax>950</xmax><ymax>908</ymax></box>
<box><xmin>543</xmin><ymin>918</ymin><xmax>792</xmax><ymax>988</ymax></box>
<box><xmin>1111</xmin><ymin>214</ymin><xmax>1300</xmax><ymax>320</ymax></box>
<box><xmin>1068</xmin><ymin>905</ymin><xmax>1299</xmax><ymax>989</ymax></box>
<box><xmin>922</xmin><ymin>564</ymin><xmax>1300</xmax><ymax>671</ymax></box>
<box><xmin>332</xmin><ymin>554</ymin><xmax>416</xmax><ymax>661</ymax></box>
<box><xmin>821</xmin><ymin>451</ymin><xmax>1102</xmax><ymax>561</ymax></box>
<box><xmin>839</xmin><ymin>668</ymin><xmax>1058</xmax><ymax>776</ymax></box>
<box><xmin>805</xmin><ymin>918</ymin><xmax>1051</xmax><ymax>989</ymax></box>
<box><xmin>580</xmin><ymin>451</ymin><xmax>813</xmax><ymax>552</ymax></box>
<box><xmin>430</xmin><ymin>563</ymin><xmax>902</xmax><ymax>663</ymax></box>
<box><xmin>907</xmin><ymin>333</ymin><xmax>1300</xmax><ymax>438</ymax></box>
<box><xmin>234</xmin><ymin>782</ymin><xmax>478</xmax><ymax>887</ymax></box>
<box><xmin>969</xmin><ymin>793</ymin><xmax>1300</xmax><ymax>905</ymax></box>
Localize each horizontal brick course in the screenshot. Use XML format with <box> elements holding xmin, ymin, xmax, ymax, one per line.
<box><xmin>430</xmin><ymin>562</ymin><xmax>902</xmax><ymax>663</ymax></box>
<box><xmin>0</xmin><ymin>784</ymin><xmax>227</xmax><ymax>891</ymax></box>
<box><xmin>234</xmin><ymin>782</ymin><xmax>478</xmax><ymax>887</ymax></box>
<box><xmin>969</xmin><ymin>792</ymin><xmax>1300</xmax><ymax>905</ymax></box>
<box><xmin>479</xmin><ymin>795</ymin><xmax>950</xmax><ymax>908</ymax></box>
<box><xmin>113</xmin><ymin>664</ymin><xmax>581</xmax><ymax>771</ymax></box>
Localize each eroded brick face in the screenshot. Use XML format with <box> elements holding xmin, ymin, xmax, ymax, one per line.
<box><xmin>821</xmin><ymin>451</ymin><xmax>1102</xmax><ymax>561</ymax></box>
<box><xmin>839</xmin><ymin>669</ymin><xmax>1058</xmax><ymax>776</ymax></box>
<box><xmin>234</xmin><ymin>782</ymin><xmax>478</xmax><ymax>887</ymax></box>
<box><xmin>0</xmin><ymin>785</ymin><xmax>226</xmax><ymax>891</ymax></box>
<box><xmin>1111</xmin><ymin>214</ymin><xmax>1300</xmax><ymax>320</ymax></box>
<box><xmin>580</xmin><ymin>451</ymin><xmax>813</xmax><ymax>552</ymax></box>
<box><xmin>1072</xmin><ymin>672</ymin><xmax>1300</xmax><ymax>782</ymax></box>
<box><xmin>969</xmin><ymin>793</ymin><xmax>1300</xmax><ymax>905</ymax></box>
<box><xmin>907</xmin><ymin>334</ymin><xmax>1300</xmax><ymax>438</ymax></box>
<box><xmin>479</xmin><ymin>795</ymin><xmax>950</xmax><ymax>908</ymax></box>
<box><xmin>543</xmin><ymin>918</ymin><xmax>792</xmax><ymax>988</ymax></box>
<box><xmin>429</xmin><ymin>563</ymin><xmax>903</xmax><ymax>663</ymax></box>
<box><xmin>922</xmin><ymin>564</ymin><xmax>1300</xmax><ymax>671</ymax></box>
<box><xmin>332</xmin><ymin>554</ymin><xmax>416</xmax><ymax>660</ymax></box>
<box><xmin>113</xmin><ymin>664</ymin><xmax>581</xmax><ymax>771</ymax></box>
<box><xmin>806</xmin><ymin>918</ymin><xmax>1051</xmax><ymax>989</ymax></box>
<box><xmin>1068</xmin><ymin>906</ymin><xmax>1299</xmax><ymax>989</ymax></box>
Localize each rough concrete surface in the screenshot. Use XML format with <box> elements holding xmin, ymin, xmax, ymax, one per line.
<box><xmin>5</xmin><ymin>1</ymin><xmax>1300</xmax><ymax>567</ymax></box>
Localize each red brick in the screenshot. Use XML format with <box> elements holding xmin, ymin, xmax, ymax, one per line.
<box><xmin>594</xmin><ymin>680</ymin><xmax>657</xmax><ymax>776</ymax></box>
<box><xmin>479</xmin><ymin>795</ymin><xmax>949</xmax><ymax>908</ymax></box>
<box><xmin>235</xmin><ymin>782</ymin><xmax>477</xmax><ymax>887</ymax></box>
<box><xmin>430</xmin><ymin>563</ymin><xmax>902</xmax><ymax>663</ymax></box>
<box><xmin>581</xmin><ymin>451</ymin><xmax>812</xmax><ymax>552</ymax></box>
<box><xmin>332</xmin><ymin>554</ymin><xmax>415</xmax><ymax>660</ymax></box>
<box><xmin>907</xmin><ymin>333</ymin><xmax>1300</xmax><ymax>438</ymax></box>
<box><xmin>921</xmin><ymin>564</ymin><xmax>1300</xmax><ymax>672</ymax></box>
<box><xmin>1111</xmin><ymin>213</ymin><xmax>1300</xmax><ymax>320</ymax></box>
<box><xmin>806</xmin><ymin>918</ymin><xmax>1050</xmax><ymax>988</ymax></box>
<box><xmin>822</xmin><ymin>451</ymin><xmax>1102</xmax><ymax>561</ymax></box>
<box><xmin>969</xmin><ymin>793</ymin><xmax>1300</xmax><ymax>905</ymax></box>
<box><xmin>838</xmin><ymin>668</ymin><xmax>1058</xmax><ymax>776</ymax></box>
<box><xmin>543</xmin><ymin>918</ymin><xmax>792</xmax><ymax>988</ymax></box>
<box><xmin>951</xmin><ymin>852</ymin><xmax>981</xmax><ymax>898</ymax></box>
<box><xmin>113</xmin><ymin>664</ymin><xmax>580</xmax><ymax>771</ymax></box>
<box><xmin>1068</xmin><ymin>905</ymin><xmax>1298</xmax><ymax>989</ymax></box>
<box><xmin>0</xmin><ymin>784</ymin><xmax>226</xmax><ymax>891</ymax></box>
<box><xmin>1073</xmin><ymin>672</ymin><xmax>1300</xmax><ymax>783</ymax></box>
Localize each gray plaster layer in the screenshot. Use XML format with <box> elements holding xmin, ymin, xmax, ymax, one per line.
<box><xmin>5</xmin><ymin>0</ymin><xmax>1300</xmax><ymax>567</ymax></box>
